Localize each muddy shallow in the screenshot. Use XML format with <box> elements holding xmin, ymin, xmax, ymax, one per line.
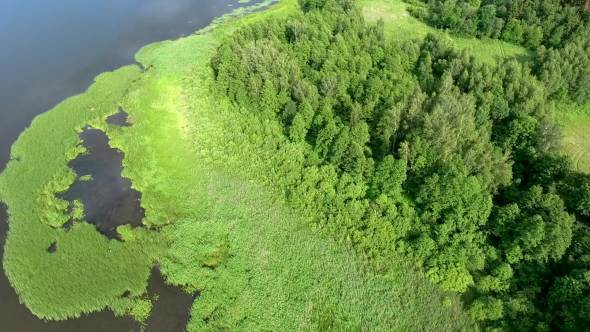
<box><xmin>145</xmin><ymin>267</ymin><xmax>197</xmax><ymax>332</ymax></box>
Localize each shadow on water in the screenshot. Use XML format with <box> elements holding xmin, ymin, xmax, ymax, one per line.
<box><xmin>58</xmin><ymin>125</ymin><xmax>144</xmax><ymax>239</ymax></box>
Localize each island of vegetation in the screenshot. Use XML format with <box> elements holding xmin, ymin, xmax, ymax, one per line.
<box><xmin>0</xmin><ymin>0</ymin><xmax>589</xmax><ymax>331</ymax></box>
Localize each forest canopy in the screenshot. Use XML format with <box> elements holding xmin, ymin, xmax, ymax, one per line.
<box><xmin>419</xmin><ymin>0</ymin><xmax>590</xmax><ymax>105</ymax></box>
<box><xmin>210</xmin><ymin>0</ymin><xmax>590</xmax><ymax>330</ymax></box>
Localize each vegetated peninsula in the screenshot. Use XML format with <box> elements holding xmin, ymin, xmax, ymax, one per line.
<box><xmin>0</xmin><ymin>0</ymin><xmax>589</xmax><ymax>331</ymax></box>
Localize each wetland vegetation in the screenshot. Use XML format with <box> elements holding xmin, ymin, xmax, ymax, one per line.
<box><xmin>59</xmin><ymin>126</ymin><xmax>144</xmax><ymax>239</ymax></box>
<box><xmin>0</xmin><ymin>0</ymin><xmax>589</xmax><ymax>331</ymax></box>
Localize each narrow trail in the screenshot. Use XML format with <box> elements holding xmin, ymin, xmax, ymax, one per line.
<box><xmin>498</xmin><ymin>39</ymin><xmax>506</xmax><ymax>60</ymax></box>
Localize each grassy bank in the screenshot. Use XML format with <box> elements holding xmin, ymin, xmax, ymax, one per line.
<box><xmin>0</xmin><ymin>66</ymin><xmax>167</xmax><ymax>320</ymax></box>
<box><xmin>0</xmin><ymin>0</ymin><xmax>296</xmax><ymax>321</ymax></box>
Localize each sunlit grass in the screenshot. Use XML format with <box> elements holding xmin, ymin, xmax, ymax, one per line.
<box><xmin>556</xmin><ymin>101</ymin><xmax>590</xmax><ymax>173</ymax></box>
<box><xmin>165</xmin><ymin>171</ymin><xmax>474</xmax><ymax>331</ymax></box>
<box><xmin>0</xmin><ymin>66</ymin><xmax>166</xmax><ymax>320</ymax></box>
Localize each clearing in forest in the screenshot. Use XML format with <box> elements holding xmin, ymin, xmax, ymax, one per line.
<box><xmin>361</xmin><ymin>0</ymin><xmax>533</xmax><ymax>64</ymax></box>
<box><xmin>557</xmin><ymin>102</ymin><xmax>590</xmax><ymax>173</ymax></box>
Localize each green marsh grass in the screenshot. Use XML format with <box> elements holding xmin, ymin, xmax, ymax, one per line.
<box><xmin>79</xmin><ymin>174</ymin><xmax>93</xmax><ymax>181</ymax></box>
<box><xmin>197</xmin><ymin>0</ymin><xmax>280</xmax><ymax>35</ymax></box>
<box><xmin>0</xmin><ymin>66</ymin><xmax>168</xmax><ymax>320</ymax></box>
<box><xmin>164</xmin><ymin>171</ymin><xmax>475</xmax><ymax>331</ymax></box>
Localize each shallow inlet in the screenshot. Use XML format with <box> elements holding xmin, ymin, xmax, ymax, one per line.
<box><xmin>57</xmin><ymin>120</ymin><xmax>196</xmax><ymax>331</ymax></box>
<box><xmin>58</xmin><ymin>124</ymin><xmax>144</xmax><ymax>239</ymax></box>
<box><xmin>145</xmin><ymin>267</ymin><xmax>197</xmax><ymax>332</ymax></box>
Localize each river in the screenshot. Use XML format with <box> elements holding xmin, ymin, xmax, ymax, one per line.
<box><xmin>0</xmin><ymin>0</ymin><xmax>250</xmax><ymax>330</ymax></box>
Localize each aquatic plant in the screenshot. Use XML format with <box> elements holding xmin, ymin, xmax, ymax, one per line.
<box><xmin>79</xmin><ymin>175</ymin><xmax>93</xmax><ymax>181</ymax></box>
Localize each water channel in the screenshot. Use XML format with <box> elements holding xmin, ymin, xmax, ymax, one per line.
<box><xmin>0</xmin><ymin>0</ymin><xmax>255</xmax><ymax>330</ymax></box>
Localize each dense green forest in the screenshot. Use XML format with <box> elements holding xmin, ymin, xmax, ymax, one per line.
<box><xmin>420</xmin><ymin>0</ymin><xmax>590</xmax><ymax>105</ymax></box>
<box><xmin>422</xmin><ymin>0</ymin><xmax>588</xmax><ymax>48</ymax></box>
<box><xmin>210</xmin><ymin>0</ymin><xmax>590</xmax><ymax>330</ymax></box>
<box><xmin>1</xmin><ymin>0</ymin><xmax>589</xmax><ymax>330</ymax></box>
<box><xmin>412</xmin><ymin>0</ymin><xmax>590</xmax><ymax>103</ymax></box>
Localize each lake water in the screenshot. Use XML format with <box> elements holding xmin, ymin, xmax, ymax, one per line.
<box><xmin>0</xmin><ymin>0</ymin><xmax>251</xmax><ymax>330</ymax></box>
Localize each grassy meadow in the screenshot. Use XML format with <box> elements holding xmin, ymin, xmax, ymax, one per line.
<box><xmin>556</xmin><ymin>102</ymin><xmax>590</xmax><ymax>173</ymax></box>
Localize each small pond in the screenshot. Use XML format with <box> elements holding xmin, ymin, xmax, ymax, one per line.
<box><xmin>58</xmin><ymin>123</ymin><xmax>144</xmax><ymax>239</ymax></box>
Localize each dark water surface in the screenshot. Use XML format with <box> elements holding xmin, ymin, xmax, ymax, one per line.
<box><xmin>0</xmin><ymin>0</ymin><xmax>251</xmax><ymax>331</ymax></box>
<box><xmin>58</xmin><ymin>126</ymin><xmax>144</xmax><ymax>239</ymax></box>
<box><xmin>145</xmin><ymin>267</ymin><xmax>197</xmax><ymax>332</ymax></box>
<box><xmin>107</xmin><ymin>107</ymin><xmax>133</xmax><ymax>127</ymax></box>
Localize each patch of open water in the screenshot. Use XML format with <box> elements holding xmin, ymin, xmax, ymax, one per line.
<box><xmin>107</xmin><ymin>107</ymin><xmax>133</xmax><ymax>127</ymax></box>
